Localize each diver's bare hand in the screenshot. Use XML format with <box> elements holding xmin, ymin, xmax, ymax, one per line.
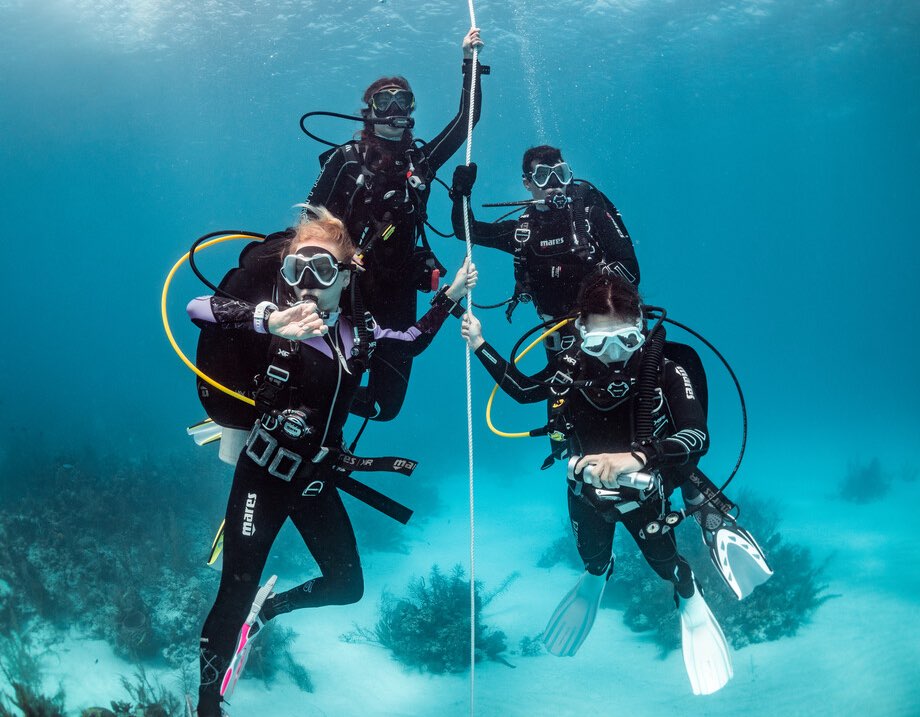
<box><xmin>463</xmin><ymin>28</ymin><xmax>484</xmax><ymax>59</ymax></box>
<box><xmin>446</xmin><ymin>258</ymin><xmax>478</xmax><ymax>301</ymax></box>
<box><xmin>461</xmin><ymin>310</ymin><xmax>484</xmax><ymax>350</ymax></box>
<box><xmin>268</xmin><ymin>301</ymin><xmax>328</xmax><ymax>340</ymax></box>
<box><xmin>575</xmin><ymin>453</ymin><xmax>645</xmax><ymax>489</ymax></box>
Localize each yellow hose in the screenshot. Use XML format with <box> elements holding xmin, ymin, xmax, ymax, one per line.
<box><xmin>161</xmin><ymin>233</ymin><xmax>265</xmax><ymax>407</ymax></box>
<box><xmin>485</xmin><ymin>318</ymin><xmax>572</xmax><ymax>438</ymax></box>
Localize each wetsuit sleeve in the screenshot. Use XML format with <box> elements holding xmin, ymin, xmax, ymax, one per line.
<box><xmin>473</xmin><ymin>342</ymin><xmax>557</xmax><ymax>404</ymax></box>
<box><xmin>423</xmin><ymin>60</ymin><xmax>487</xmax><ymax>172</ymax></box>
<box><xmin>372</xmin><ymin>302</ymin><xmax>454</xmax><ymax>357</ymax></box>
<box><xmin>591</xmin><ymin>201</ymin><xmax>640</xmax><ymax>286</ymax></box>
<box><xmin>303</xmin><ymin>146</ymin><xmax>360</xmax><ymax>219</ymax></box>
<box><xmin>633</xmin><ymin>361</ymin><xmax>709</xmax><ymax>470</ymax></box>
<box><xmin>187</xmin><ymin>295</ymin><xmax>269</xmax><ymax>332</ymax></box>
<box><xmin>451</xmin><ymin>197</ymin><xmax>517</xmax><ymax>253</ymax></box>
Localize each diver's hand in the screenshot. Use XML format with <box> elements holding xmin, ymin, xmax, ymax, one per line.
<box><xmin>268</xmin><ymin>301</ymin><xmax>328</xmax><ymax>340</ymax></box>
<box><xmin>575</xmin><ymin>453</ymin><xmax>645</xmax><ymax>489</ymax></box>
<box><xmin>451</xmin><ymin>163</ymin><xmax>477</xmax><ymax>200</ymax></box>
<box><xmin>446</xmin><ymin>258</ymin><xmax>478</xmax><ymax>301</ymax></box>
<box><xmin>461</xmin><ymin>310</ymin><xmax>484</xmax><ymax>350</ymax></box>
<box><xmin>463</xmin><ymin>27</ymin><xmax>484</xmax><ymax>59</ymax></box>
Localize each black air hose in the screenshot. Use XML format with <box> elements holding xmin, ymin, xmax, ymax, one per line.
<box><xmin>634</xmin><ymin>323</ymin><xmax>666</xmax><ymax>442</ymax></box>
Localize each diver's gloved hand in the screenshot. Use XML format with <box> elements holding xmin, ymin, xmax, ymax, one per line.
<box><xmin>450</xmin><ymin>163</ymin><xmax>477</xmax><ymax>200</ymax></box>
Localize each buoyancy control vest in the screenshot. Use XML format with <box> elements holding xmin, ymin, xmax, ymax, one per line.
<box><xmin>541</xmin><ymin>331</ymin><xmax>711</xmax><ymax>471</ymax></box>
<box><xmin>194</xmin><ymin>229</ymin><xmax>376</xmax><ymax>429</ymax></box>
<box><xmin>317</xmin><ymin>140</ymin><xmax>445</xmax><ymax>291</ymax></box>
<box><xmin>509</xmin><ymin>183</ymin><xmax>613</xmax><ymax>319</ymax></box>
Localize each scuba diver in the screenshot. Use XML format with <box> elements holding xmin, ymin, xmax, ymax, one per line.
<box><xmin>302</xmin><ymin>27</ymin><xmax>488</xmax><ymax>422</ymax></box>
<box><xmin>452</xmin><ymin>146</ymin><xmax>771</xmax><ymax>601</ymax></box>
<box><xmin>188</xmin><ymin>206</ymin><xmax>477</xmax><ymax>717</ymax></box>
<box><xmin>450</xmin><ymin>144</ymin><xmax>640</xmax><ymax>337</ymax></box>
<box><xmin>461</xmin><ymin>273</ymin><xmax>732</xmax><ymax>695</ymax></box>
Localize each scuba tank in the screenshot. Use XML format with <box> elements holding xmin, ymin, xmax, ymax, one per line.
<box><xmin>195</xmin><ymin>230</ymin><xmax>293</xmax><ymax>429</ymax></box>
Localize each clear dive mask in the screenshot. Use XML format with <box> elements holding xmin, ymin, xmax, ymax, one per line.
<box><xmin>280</xmin><ymin>247</ymin><xmax>352</xmax><ymax>290</ymax></box>
<box><xmin>576</xmin><ymin>317</ymin><xmax>645</xmax><ymax>361</ymax></box>
<box><xmin>529</xmin><ymin>162</ymin><xmax>574</xmax><ymax>188</ymax></box>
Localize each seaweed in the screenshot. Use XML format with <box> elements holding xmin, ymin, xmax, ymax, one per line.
<box><xmin>601</xmin><ymin>493</ymin><xmax>836</xmax><ymax>653</ymax></box>
<box><xmin>343</xmin><ymin>565</ymin><xmax>514</xmax><ymax>673</ymax></box>
<box><xmin>0</xmin><ymin>440</ymin><xmax>303</xmax><ymax>696</ymax></box>
<box><xmin>242</xmin><ymin>623</ymin><xmax>313</xmax><ymax>693</ymax></box>
<box><xmin>0</xmin><ymin>631</ymin><xmax>66</xmax><ymax>717</ymax></box>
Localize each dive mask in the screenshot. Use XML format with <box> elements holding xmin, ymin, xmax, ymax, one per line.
<box><xmin>576</xmin><ymin>317</ymin><xmax>645</xmax><ymax>361</ymax></box>
<box><xmin>280</xmin><ymin>247</ymin><xmax>352</xmax><ymax>289</ymax></box>
<box><xmin>370</xmin><ymin>88</ymin><xmax>415</xmax><ymax>116</ymax></box>
<box><xmin>529</xmin><ymin>162</ymin><xmax>574</xmax><ymax>188</ymax></box>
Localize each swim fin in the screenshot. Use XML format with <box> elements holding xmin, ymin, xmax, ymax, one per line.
<box><xmin>700</xmin><ymin>510</ymin><xmax>773</xmax><ymax>600</ymax></box>
<box><xmin>542</xmin><ymin>571</ymin><xmax>606</xmax><ymax>657</ymax></box>
<box><xmin>187</xmin><ymin>417</ymin><xmax>223</xmax><ymax>446</ymax></box>
<box><xmin>207</xmin><ymin>520</ymin><xmax>225</xmax><ymax>570</ymax></box>
<box><xmin>220</xmin><ymin>575</ymin><xmax>277</xmax><ymax>699</ymax></box>
<box><xmin>678</xmin><ymin>590</ymin><xmax>733</xmax><ymax>695</ymax></box>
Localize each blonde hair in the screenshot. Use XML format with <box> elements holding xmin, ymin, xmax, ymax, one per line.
<box><xmin>288</xmin><ymin>204</ymin><xmax>356</xmax><ymax>259</ymax></box>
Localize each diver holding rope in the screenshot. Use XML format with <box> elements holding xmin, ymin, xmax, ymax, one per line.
<box><xmin>461</xmin><ymin>273</ymin><xmax>738</xmax><ymax>694</ymax></box>
<box><xmin>299</xmin><ymin>27</ymin><xmax>488</xmax><ymax>423</ymax></box>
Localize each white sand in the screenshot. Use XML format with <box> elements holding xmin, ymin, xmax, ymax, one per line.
<box><xmin>12</xmin><ymin>471</ymin><xmax>920</xmax><ymax>716</ymax></box>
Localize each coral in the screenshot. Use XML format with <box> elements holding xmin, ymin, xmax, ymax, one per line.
<box><xmin>113</xmin><ymin>668</ymin><xmax>182</xmax><ymax>716</ymax></box>
<box><xmin>343</xmin><ymin>565</ymin><xmax>512</xmax><ymax>674</ymax></box>
<box><xmin>838</xmin><ymin>458</ymin><xmax>892</xmax><ymax>504</ymax></box>
<box><xmin>602</xmin><ymin>493</ymin><xmax>836</xmax><ymax>653</ymax></box>
<box><xmin>536</xmin><ymin>522</ymin><xmax>582</xmax><ymax>570</ymax></box>
<box><xmin>0</xmin><ymin>632</ymin><xmax>66</xmax><ymax>717</ymax></box>
<box><xmin>517</xmin><ymin>635</ymin><xmax>543</xmax><ymax>657</ymax></box>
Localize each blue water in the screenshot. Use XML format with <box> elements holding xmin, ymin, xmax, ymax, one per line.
<box><xmin>2</xmin><ymin>1</ymin><xmax>919</xmax><ymax>715</ymax></box>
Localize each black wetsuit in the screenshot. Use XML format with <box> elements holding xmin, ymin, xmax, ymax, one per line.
<box><xmin>473</xmin><ymin>340</ymin><xmax>707</xmax><ymax>595</ymax></box>
<box><xmin>189</xmin><ymin>296</ymin><xmax>454</xmax><ymax>716</ymax></box>
<box><xmin>452</xmin><ymin>183</ymin><xmax>640</xmax><ymax>342</ymax></box>
<box><xmin>304</xmin><ymin>59</ymin><xmax>486</xmax><ymax>421</ymax></box>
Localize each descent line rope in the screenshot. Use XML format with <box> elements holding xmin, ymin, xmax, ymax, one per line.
<box><xmin>462</xmin><ymin>2</ymin><xmax>479</xmax><ymax>714</ymax></box>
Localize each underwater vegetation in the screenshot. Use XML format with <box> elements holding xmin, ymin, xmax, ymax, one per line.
<box><xmin>343</xmin><ymin>565</ymin><xmax>515</xmax><ymax>673</ymax></box>
<box><xmin>0</xmin><ymin>634</ymin><xmax>182</xmax><ymax>717</ymax></box>
<box><xmin>0</xmin><ymin>441</ymin><xmax>308</xmax><ymax>704</ymax></box>
<box><xmin>537</xmin><ymin>493</ymin><xmax>834</xmax><ymax>653</ymax></box>
<box><xmin>0</xmin><ymin>632</ymin><xmax>66</xmax><ymax>717</ymax></box>
<box><xmin>837</xmin><ymin>457</ymin><xmax>907</xmax><ymax>504</ymax></box>
<box><xmin>0</xmin><ymin>443</ymin><xmax>221</xmax><ymax>665</ymax></box>
<box><xmin>242</xmin><ymin>623</ymin><xmax>313</xmax><ymax>694</ymax></box>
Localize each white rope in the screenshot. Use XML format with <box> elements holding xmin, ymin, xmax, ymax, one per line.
<box><xmin>462</xmin><ymin>2</ymin><xmax>478</xmax><ymax>714</ymax></box>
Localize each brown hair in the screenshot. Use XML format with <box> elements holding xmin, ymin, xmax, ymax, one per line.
<box><xmin>576</xmin><ymin>272</ymin><xmax>642</xmax><ymax>324</ymax></box>
<box><xmin>288</xmin><ymin>204</ymin><xmax>356</xmax><ymax>260</ymax></box>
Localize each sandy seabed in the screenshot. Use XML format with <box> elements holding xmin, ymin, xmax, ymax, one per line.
<box><xmin>19</xmin><ymin>469</ymin><xmax>920</xmax><ymax>717</ymax></box>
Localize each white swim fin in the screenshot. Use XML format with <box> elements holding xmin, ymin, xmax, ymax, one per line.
<box><xmin>709</xmin><ymin>521</ymin><xmax>773</xmax><ymax>600</ymax></box>
<box><xmin>542</xmin><ymin>571</ymin><xmax>606</xmax><ymax>657</ymax></box>
<box><xmin>678</xmin><ymin>590</ymin><xmax>733</xmax><ymax>695</ymax></box>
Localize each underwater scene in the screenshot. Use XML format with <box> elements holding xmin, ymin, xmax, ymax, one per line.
<box><xmin>1</xmin><ymin>1</ymin><xmax>918</xmax><ymax>715</ymax></box>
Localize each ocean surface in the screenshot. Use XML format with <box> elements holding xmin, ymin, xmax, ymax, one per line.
<box><xmin>1</xmin><ymin>1</ymin><xmax>918</xmax><ymax>716</ymax></box>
